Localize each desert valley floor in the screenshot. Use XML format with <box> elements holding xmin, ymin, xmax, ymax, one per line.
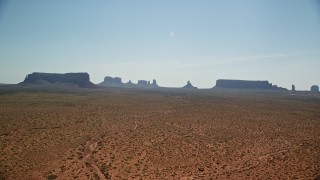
<box><xmin>0</xmin><ymin>87</ymin><xmax>319</xmax><ymax>179</ymax></box>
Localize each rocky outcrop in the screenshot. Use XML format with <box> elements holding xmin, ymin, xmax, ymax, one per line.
<box><xmin>310</xmin><ymin>85</ymin><xmax>319</xmax><ymax>93</ymax></box>
<box><xmin>126</xmin><ymin>80</ymin><xmax>133</xmax><ymax>85</ymax></box>
<box><xmin>137</xmin><ymin>80</ymin><xmax>148</xmax><ymax>86</ymax></box>
<box><xmin>20</xmin><ymin>72</ymin><xmax>95</xmax><ymax>87</ymax></box>
<box><xmin>99</xmin><ymin>76</ymin><xmax>123</xmax><ymax>87</ymax></box>
<box><xmin>291</xmin><ymin>84</ymin><xmax>296</xmax><ymax>91</ymax></box>
<box><xmin>104</xmin><ymin>76</ymin><xmax>122</xmax><ymax>84</ymax></box>
<box><xmin>215</xmin><ymin>79</ymin><xmax>286</xmax><ymax>90</ymax></box>
<box><xmin>183</xmin><ymin>81</ymin><xmax>197</xmax><ymax>89</ymax></box>
<box><xmin>137</xmin><ymin>79</ymin><xmax>159</xmax><ymax>88</ymax></box>
<box><xmin>151</xmin><ymin>79</ymin><xmax>158</xmax><ymax>87</ymax></box>
<box><xmin>98</xmin><ymin>76</ymin><xmax>159</xmax><ymax>89</ymax></box>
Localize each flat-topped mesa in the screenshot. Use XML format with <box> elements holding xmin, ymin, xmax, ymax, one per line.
<box><xmin>104</xmin><ymin>76</ymin><xmax>122</xmax><ymax>84</ymax></box>
<box><xmin>215</xmin><ymin>79</ymin><xmax>272</xmax><ymax>89</ymax></box>
<box><xmin>215</xmin><ymin>79</ymin><xmax>287</xmax><ymax>90</ymax></box>
<box><xmin>137</xmin><ymin>79</ymin><xmax>159</xmax><ymax>88</ymax></box>
<box><xmin>183</xmin><ymin>81</ymin><xmax>197</xmax><ymax>89</ymax></box>
<box><xmin>137</xmin><ymin>80</ymin><xmax>148</xmax><ymax>86</ymax></box>
<box><xmin>99</xmin><ymin>76</ymin><xmax>123</xmax><ymax>87</ymax></box>
<box><xmin>21</xmin><ymin>72</ymin><xmax>95</xmax><ymax>87</ymax></box>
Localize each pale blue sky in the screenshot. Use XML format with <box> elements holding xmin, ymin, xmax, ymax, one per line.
<box><xmin>0</xmin><ymin>0</ymin><xmax>319</xmax><ymax>90</ymax></box>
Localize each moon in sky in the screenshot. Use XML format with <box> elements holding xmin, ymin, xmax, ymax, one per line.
<box><xmin>169</xmin><ymin>32</ymin><xmax>175</xmax><ymax>37</ymax></box>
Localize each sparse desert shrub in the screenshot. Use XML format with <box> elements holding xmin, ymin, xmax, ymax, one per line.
<box><xmin>47</xmin><ymin>174</ymin><xmax>58</xmax><ymax>180</ymax></box>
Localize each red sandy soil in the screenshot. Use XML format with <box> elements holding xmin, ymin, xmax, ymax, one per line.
<box><xmin>0</xmin><ymin>88</ymin><xmax>319</xmax><ymax>179</ymax></box>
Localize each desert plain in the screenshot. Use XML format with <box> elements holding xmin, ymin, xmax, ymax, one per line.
<box><xmin>0</xmin><ymin>87</ymin><xmax>319</xmax><ymax>179</ymax></box>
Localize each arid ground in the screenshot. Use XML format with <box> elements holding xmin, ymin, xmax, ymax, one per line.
<box><xmin>0</xmin><ymin>87</ymin><xmax>319</xmax><ymax>179</ymax></box>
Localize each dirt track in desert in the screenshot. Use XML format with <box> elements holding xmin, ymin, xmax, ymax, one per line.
<box><xmin>0</xmin><ymin>87</ymin><xmax>319</xmax><ymax>179</ymax></box>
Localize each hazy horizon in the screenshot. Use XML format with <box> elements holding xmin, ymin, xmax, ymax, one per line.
<box><xmin>1</xmin><ymin>0</ymin><xmax>319</xmax><ymax>90</ymax></box>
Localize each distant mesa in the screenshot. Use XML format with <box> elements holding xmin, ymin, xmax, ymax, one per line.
<box><xmin>104</xmin><ymin>76</ymin><xmax>122</xmax><ymax>84</ymax></box>
<box><xmin>99</xmin><ymin>76</ymin><xmax>123</xmax><ymax>87</ymax></box>
<box><xmin>183</xmin><ymin>81</ymin><xmax>197</xmax><ymax>89</ymax></box>
<box><xmin>17</xmin><ymin>73</ymin><xmax>294</xmax><ymax>91</ymax></box>
<box><xmin>310</xmin><ymin>85</ymin><xmax>319</xmax><ymax>93</ymax></box>
<box><xmin>20</xmin><ymin>72</ymin><xmax>95</xmax><ymax>88</ymax></box>
<box><xmin>137</xmin><ymin>79</ymin><xmax>158</xmax><ymax>87</ymax></box>
<box><xmin>215</xmin><ymin>79</ymin><xmax>287</xmax><ymax>90</ymax></box>
<box><xmin>137</xmin><ymin>80</ymin><xmax>148</xmax><ymax>86</ymax></box>
<box><xmin>98</xmin><ymin>76</ymin><xmax>158</xmax><ymax>88</ymax></box>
